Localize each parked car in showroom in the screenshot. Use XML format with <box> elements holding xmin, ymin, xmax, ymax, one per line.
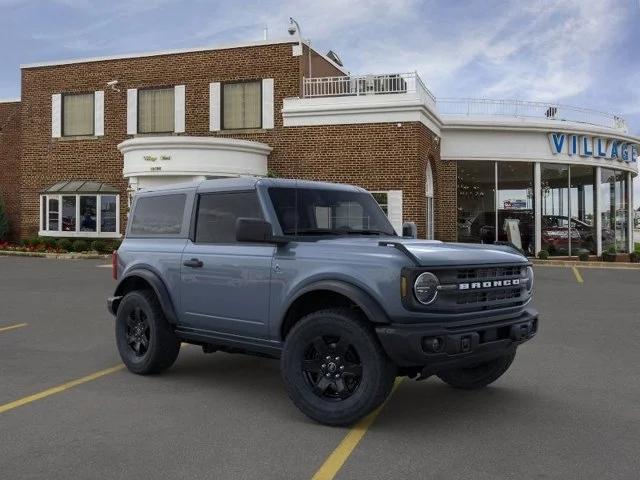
<box><xmin>108</xmin><ymin>178</ymin><xmax>538</xmax><ymax>426</ymax></box>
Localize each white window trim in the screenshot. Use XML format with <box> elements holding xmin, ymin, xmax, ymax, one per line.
<box><xmin>39</xmin><ymin>193</ymin><xmax>121</xmax><ymax>238</ymax></box>
<box><xmin>371</xmin><ymin>190</ymin><xmax>403</xmax><ymax>235</ymax></box>
<box><xmin>174</xmin><ymin>85</ymin><xmax>185</xmax><ymax>133</ymax></box>
<box><xmin>127</xmin><ymin>88</ymin><xmax>138</xmax><ymax>135</ymax></box>
<box><xmin>262</xmin><ymin>78</ymin><xmax>274</xmax><ymax>129</ymax></box>
<box><xmin>209</xmin><ymin>82</ymin><xmax>221</xmax><ymax>131</ymax></box>
<box><xmin>94</xmin><ymin>90</ymin><xmax>105</xmax><ymax>136</ymax></box>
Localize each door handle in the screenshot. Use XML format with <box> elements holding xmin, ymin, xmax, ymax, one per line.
<box><xmin>183</xmin><ymin>258</ymin><xmax>203</xmax><ymax>268</ymax></box>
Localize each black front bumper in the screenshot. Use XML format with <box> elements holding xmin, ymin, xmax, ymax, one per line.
<box><xmin>376</xmin><ymin>308</ymin><xmax>538</xmax><ymax>371</ymax></box>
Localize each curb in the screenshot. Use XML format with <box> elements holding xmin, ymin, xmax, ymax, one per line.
<box><xmin>0</xmin><ymin>250</ymin><xmax>110</xmax><ymax>260</ymax></box>
<box><xmin>531</xmin><ymin>259</ymin><xmax>640</xmax><ymax>269</ymax></box>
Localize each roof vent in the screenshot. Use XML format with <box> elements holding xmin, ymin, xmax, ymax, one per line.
<box><xmin>326</xmin><ymin>50</ymin><xmax>343</xmax><ymax>67</ymax></box>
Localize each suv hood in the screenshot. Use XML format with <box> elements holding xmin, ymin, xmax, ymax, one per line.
<box><xmin>314</xmin><ymin>237</ymin><xmax>528</xmax><ymax>267</ymax></box>
<box><xmin>396</xmin><ymin>239</ymin><xmax>527</xmax><ymax>267</ymax></box>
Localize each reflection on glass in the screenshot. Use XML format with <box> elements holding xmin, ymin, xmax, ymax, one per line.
<box><xmin>570</xmin><ymin>166</ymin><xmax>596</xmax><ymax>254</ymax></box>
<box><xmin>48</xmin><ymin>197</ymin><xmax>59</xmax><ymax>231</ymax></box>
<box><xmin>497</xmin><ymin>163</ymin><xmax>534</xmax><ymax>255</ymax></box>
<box><xmin>80</xmin><ymin>196</ymin><xmax>97</xmax><ymax>232</ymax></box>
<box><xmin>601</xmin><ymin>169</ymin><xmax>628</xmax><ymax>253</ymax></box>
<box><xmin>457</xmin><ymin>161</ymin><xmax>496</xmax><ymax>244</ymax></box>
<box><xmin>100</xmin><ymin>195</ymin><xmax>117</xmax><ymax>233</ymax></box>
<box><xmin>541</xmin><ymin>164</ymin><xmax>570</xmax><ymax>256</ymax></box>
<box><xmin>62</xmin><ymin>196</ymin><xmax>76</xmax><ymax>232</ymax></box>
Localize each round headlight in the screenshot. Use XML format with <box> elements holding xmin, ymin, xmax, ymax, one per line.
<box><xmin>414</xmin><ymin>272</ymin><xmax>439</xmax><ymax>305</ymax></box>
<box><xmin>526</xmin><ymin>266</ymin><xmax>534</xmax><ymax>293</ymax></box>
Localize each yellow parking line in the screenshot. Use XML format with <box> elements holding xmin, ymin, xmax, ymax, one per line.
<box><xmin>0</xmin><ymin>364</ymin><xmax>125</xmax><ymax>414</ymax></box>
<box><xmin>311</xmin><ymin>378</ymin><xmax>404</xmax><ymax>480</ymax></box>
<box><xmin>572</xmin><ymin>266</ymin><xmax>584</xmax><ymax>284</ymax></box>
<box><xmin>0</xmin><ymin>323</ymin><xmax>28</xmax><ymax>333</ymax></box>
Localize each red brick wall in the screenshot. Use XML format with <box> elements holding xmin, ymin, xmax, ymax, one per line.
<box><xmin>17</xmin><ymin>42</ymin><xmax>451</xmax><ymax>240</ymax></box>
<box><xmin>0</xmin><ymin>101</ymin><xmax>21</xmax><ymax>239</ymax></box>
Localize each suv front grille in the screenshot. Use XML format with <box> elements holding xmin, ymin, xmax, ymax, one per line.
<box><xmin>457</xmin><ymin>287</ymin><xmax>522</xmax><ymax>305</ymax></box>
<box><xmin>457</xmin><ymin>266</ymin><xmax>523</xmax><ymax>281</ymax></box>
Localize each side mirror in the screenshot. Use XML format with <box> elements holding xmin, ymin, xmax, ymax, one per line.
<box><xmin>402</xmin><ymin>221</ymin><xmax>417</xmax><ymax>239</ymax></box>
<box><xmin>236</xmin><ymin>218</ymin><xmax>274</xmax><ymax>243</ymax></box>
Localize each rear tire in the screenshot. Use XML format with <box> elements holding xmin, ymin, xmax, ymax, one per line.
<box><xmin>437</xmin><ymin>350</ymin><xmax>516</xmax><ymax>390</ymax></box>
<box><xmin>281</xmin><ymin>308</ymin><xmax>396</xmax><ymax>426</ymax></box>
<box><xmin>115</xmin><ymin>290</ymin><xmax>180</xmax><ymax>375</ymax></box>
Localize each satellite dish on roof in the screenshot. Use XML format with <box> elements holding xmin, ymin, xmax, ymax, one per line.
<box><xmin>326</xmin><ymin>50</ymin><xmax>343</xmax><ymax>67</ymax></box>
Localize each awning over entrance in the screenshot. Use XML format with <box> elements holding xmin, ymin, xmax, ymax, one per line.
<box><xmin>41</xmin><ymin>180</ymin><xmax>119</xmax><ymax>194</ymax></box>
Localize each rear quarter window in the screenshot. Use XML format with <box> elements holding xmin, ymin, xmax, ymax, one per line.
<box><xmin>129</xmin><ymin>194</ymin><xmax>186</xmax><ymax>236</ymax></box>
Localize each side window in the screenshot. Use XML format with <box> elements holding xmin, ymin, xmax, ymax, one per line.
<box><xmin>129</xmin><ymin>194</ymin><xmax>186</xmax><ymax>235</ymax></box>
<box><xmin>195</xmin><ymin>192</ymin><xmax>263</xmax><ymax>244</ymax></box>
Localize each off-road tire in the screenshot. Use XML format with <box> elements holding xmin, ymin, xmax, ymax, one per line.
<box><xmin>281</xmin><ymin>308</ymin><xmax>396</xmax><ymax>426</ymax></box>
<box><xmin>437</xmin><ymin>350</ymin><xmax>516</xmax><ymax>390</ymax></box>
<box><xmin>115</xmin><ymin>290</ymin><xmax>180</xmax><ymax>375</ymax></box>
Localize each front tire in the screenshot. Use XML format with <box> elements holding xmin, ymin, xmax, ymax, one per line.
<box><xmin>281</xmin><ymin>308</ymin><xmax>396</xmax><ymax>426</ymax></box>
<box><xmin>115</xmin><ymin>290</ymin><xmax>180</xmax><ymax>375</ymax></box>
<box><xmin>437</xmin><ymin>350</ymin><xmax>516</xmax><ymax>390</ymax></box>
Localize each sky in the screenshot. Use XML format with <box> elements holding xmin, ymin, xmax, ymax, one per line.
<box><xmin>1</xmin><ymin>0</ymin><xmax>639</xmax><ymax>198</ymax></box>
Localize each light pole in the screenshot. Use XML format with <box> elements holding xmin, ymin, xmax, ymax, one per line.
<box><xmin>288</xmin><ymin>17</ymin><xmax>312</xmax><ymax>94</ymax></box>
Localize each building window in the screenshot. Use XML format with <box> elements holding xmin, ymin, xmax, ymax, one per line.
<box><xmin>138</xmin><ymin>88</ymin><xmax>175</xmax><ymax>133</ymax></box>
<box><xmin>62</xmin><ymin>93</ymin><xmax>94</xmax><ymax>136</ymax></box>
<box><xmin>40</xmin><ymin>193</ymin><xmax>120</xmax><ymax>238</ymax></box>
<box><xmin>371</xmin><ymin>192</ymin><xmax>388</xmax><ymax>214</ymax></box>
<box><xmin>426</xmin><ymin>162</ymin><xmax>434</xmax><ymax>240</ymax></box>
<box><xmin>222</xmin><ymin>81</ymin><xmax>262</xmax><ymax>130</ymax></box>
<box><xmin>498</xmin><ymin>162</ymin><xmax>535</xmax><ymax>255</ymax></box>
<box><xmin>457</xmin><ymin>161</ymin><xmax>496</xmax><ymax>244</ymax></box>
<box><xmin>601</xmin><ymin>168</ymin><xmax>629</xmax><ymax>253</ymax></box>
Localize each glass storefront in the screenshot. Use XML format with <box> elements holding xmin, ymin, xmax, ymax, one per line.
<box><xmin>457</xmin><ymin>160</ymin><xmax>632</xmax><ymax>256</ymax></box>
<box><xmin>497</xmin><ymin>163</ymin><xmax>535</xmax><ymax>255</ymax></box>
<box><xmin>457</xmin><ymin>161</ymin><xmax>496</xmax><ymax>244</ymax></box>
<box><xmin>601</xmin><ymin>168</ymin><xmax>629</xmax><ymax>253</ymax></box>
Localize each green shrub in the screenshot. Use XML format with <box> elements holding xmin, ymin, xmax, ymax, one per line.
<box><xmin>57</xmin><ymin>238</ymin><xmax>72</xmax><ymax>251</ymax></box>
<box><xmin>577</xmin><ymin>251</ymin><xmax>589</xmax><ymax>262</ymax></box>
<box><xmin>40</xmin><ymin>237</ymin><xmax>57</xmax><ymax>249</ymax></box>
<box><xmin>90</xmin><ymin>240</ymin><xmax>107</xmax><ymax>253</ymax></box>
<box><xmin>71</xmin><ymin>239</ymin><xmax>89</xmax><ymax>252</ymax></box>
<box><xmin>109</xmin><ymin>239</ymin><xmax>122</xmax><ymax>251</ymax></box>
<box><xmin>537</xmin><ymin>250</ymin><xmax>549</xmax><ymax>260</ymax></box>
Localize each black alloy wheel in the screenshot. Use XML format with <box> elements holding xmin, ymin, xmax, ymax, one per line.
<box><xmin>126</xmin><ymin>306</ymin><xmax>150</xmax><ymax>357</ymax></box>
<box><xmin>302</xmin><ymin>335</ymin><xmax>363</xmax><ymax>400</ymax></box>
<box><xmin>281</xmin><ymin>308</ymin><xmax>396</xmax><ymax>426</ymax></box>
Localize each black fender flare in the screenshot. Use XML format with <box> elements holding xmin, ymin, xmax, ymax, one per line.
<box><xmin>284</xmin><ymin>279</ymin><xmax>390</xmax><ymax>326</ymax></box>
<box><xmin>113</xmin><ymin>269</ymin><xmax>178</xmax><ymax>324</ymax></box>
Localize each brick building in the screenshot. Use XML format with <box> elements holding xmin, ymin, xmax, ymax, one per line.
<box><xmin>0</xmin><ymin>37</ymin><xmax>638</xmax><ymax>255</ymax></box>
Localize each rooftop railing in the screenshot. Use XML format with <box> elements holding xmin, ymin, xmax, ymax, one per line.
<box><xmin>302</xmin><ymin>72</ymin><xmax>436</xmax><ymax>106</ymax></box>
<box><xmin>436</xmin><ymin>98</ymin><xmax>628</xmax><ymax>132</ymax></box>
<box><xmin>301</xmin><ymin>73</ymin><xmax>628</xmax><ymax>132</ymax></box>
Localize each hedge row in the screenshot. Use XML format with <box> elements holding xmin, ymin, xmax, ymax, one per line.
<box><xmin>19</xmin><ymin>237</ymin><xmax>121</xmax><ymax>253</ymax></box>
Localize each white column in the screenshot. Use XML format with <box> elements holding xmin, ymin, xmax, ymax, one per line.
<box><xmin>534</xmin><ymin>162</ymin><xmax>541</xmax><ymax>255</ymax></box>
<box><xmin>595</xmin><ymin>166</ymin><xmax>602</xmax><ymax>256</ymax></box>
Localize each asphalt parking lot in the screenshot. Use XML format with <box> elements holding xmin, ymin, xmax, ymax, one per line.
<box><xmin>1</xmin><ymin>257</ymin><xmax>639</xmax><ymax>480</ymax></box>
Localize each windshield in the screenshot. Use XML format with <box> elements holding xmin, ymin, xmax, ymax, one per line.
<box><xmin>268</xmin><ymin>187</ymin><xmax>396</xmax><ymax>237</ymax></box>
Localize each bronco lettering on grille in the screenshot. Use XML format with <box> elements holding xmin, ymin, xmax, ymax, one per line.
<box><xmin>459</xmin><ymin>279</ymin><xmax>520</xmax><ymax>290</ymax></box>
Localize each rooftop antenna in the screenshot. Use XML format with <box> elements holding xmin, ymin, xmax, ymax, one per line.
<box><xmin>263</xmin><ymin>25</ymin><xmax>268</xmax><ymax>41</ymax></box>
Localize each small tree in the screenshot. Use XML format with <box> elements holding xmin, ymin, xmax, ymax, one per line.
<box><xmin>0</xmin><ymin>195</ymin><xmax>9</xmax><ymax>241</ymax></box>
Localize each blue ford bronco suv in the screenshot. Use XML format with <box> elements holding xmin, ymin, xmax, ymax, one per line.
<box><xmin>108</xmin><ymin>178</ymin><xmax>537</xmax><ymax>426</ymax></box>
